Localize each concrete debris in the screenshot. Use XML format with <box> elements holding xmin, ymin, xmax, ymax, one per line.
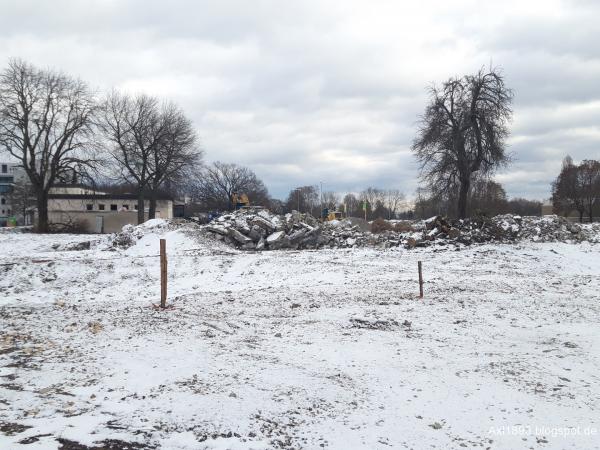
<box><xmin>202</xmin><ymin>208</ymin><xmax>600</xmax><ymax>251</ymax></box>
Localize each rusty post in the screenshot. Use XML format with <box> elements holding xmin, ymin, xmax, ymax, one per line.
<box><xmin>418</xmin><ymin>260</ymin><xmax>423</xmax><ymax>298</ymax></box>
<box><xmin>160</xmin><ymin>239</ymin><xmax>167</xmax><ymax>308</ymax></box>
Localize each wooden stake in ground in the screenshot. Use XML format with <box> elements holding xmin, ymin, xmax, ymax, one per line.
<box><xmin>160</xmin><ymin>239</ymin><xmax>167</xmax><ymax>308</ymax></box>
<box><xmin>418</xmin><ymin>260</ymin><xmax>424</xmax><ymax>298</ymax></box>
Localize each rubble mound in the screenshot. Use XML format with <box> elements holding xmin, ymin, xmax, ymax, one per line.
<box><xmin>110</xmin><ymin>219</ymin><xmax>172</xmax><ymax>249</ymax></box>
<box><xmin>203</xmin><ymin>209</ymin><xmax>600</xmax><ymax>251</ymax></box>
<box><xmin>205</xmin><ymin>208</ymin><xmax>325</xmax><ymax>250</ymax></box>
<box><xmin>451</xmin><ymin>214</ymin><xmax>600</xmax><ymax>244</ymax></box>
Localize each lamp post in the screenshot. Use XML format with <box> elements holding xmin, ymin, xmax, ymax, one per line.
<box><xmin>320</xmin><ymin>181</ymin><xmax>324</xmax><ymax>219</ymax></box>
<box><xmin>319</xmin><ymin>181</ymin><xmax>323</xmax><ymax>209</ymax></box>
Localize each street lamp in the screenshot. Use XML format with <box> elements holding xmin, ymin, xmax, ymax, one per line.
<box><xmin>320</xmin><ymin>181</ymin><xmax>324</xmax><ymax>207</ymax></box>
<box><xmin>320</xmin><ymin>181</ymin><xmax>324</xmax><ymax>219</ymax></box>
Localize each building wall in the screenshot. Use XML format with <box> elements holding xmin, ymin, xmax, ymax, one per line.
<box><xmin>46</xmin><ymin>198</ymin><xmax>173</xmax><ymax>233</ymax></box>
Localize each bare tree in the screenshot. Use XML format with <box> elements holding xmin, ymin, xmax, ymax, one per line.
<box><xmin>552</xmin><ymin>156</ymin><xmax>587</xmax><ymax>222</ymax></box>
<box><xmin>321</xmin><ymin>191</ymin><xmax>340</xmax><ymax>210</ymax></box>
<box><xmin>384</xmin><ymin>189</ymin><xmax>406</xmax><ymax>219</ymax></box>
<box><xmin>342</xmin><ymin>193</ymin><xmax>359</xmax><ymax>217</ymax></box>
<box><xmin>0</xmin><ymin>59</ymin><xmax>97</xmax><ymax>232</ymax></box>
<box><xmin>360</xmin><ymin>187</ymin><xmax>386</xmax><ymax>220</ymax></box>
<box><xmin>100</xmin><ymin>92</ymin><xmax>168</xmax><ymax>224</ymax></box>
<box><xmin>580</xmin><ymin>160</ymin><xmax>600</xmax><ymax>222</ymax></box>
<box><xmin>285</xmin><ymin>185</ymin><xmax>319</xmax><ymax>215</ymax></box>
<box><xmin>412</xmin><ymin>67</ymin><xmax>513</xmax><ymax>218</ymax></box>
<box><xmin>147</xmin><ymin>103</ymin><xmax>202</xmax><ymax>219</ymax></box>
<box><xmin>192</xmin><ymin>161</ymin><xmax>269</xmax><ymax>211</ymax></box>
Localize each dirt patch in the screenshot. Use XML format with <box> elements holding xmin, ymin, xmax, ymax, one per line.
<box><xmin>0</xmin><ymin>422</ymin><xmax>32</xmax><ymax>436</ymax></box>
<box><xmin>57</xmin><ymin>438</ymin><xmax>155</xmax><ymax>450</ymax></box>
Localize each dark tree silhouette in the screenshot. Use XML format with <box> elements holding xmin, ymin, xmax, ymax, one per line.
<box><xmin>101</xmin><ymin>92</ymin><xmax>201</xmax><ymax>222</ymax></box>
<box><xmin>412</xmin><ymin>68</ymin><xmax>513</xmax><ymax>218</ymax></box>
<box><xmin>0</xmin><ymin>59</ymin><xmax>97</xmax><ymax>232</ymax></box>
<box><xmin>553</xmin><ymin>157</ymin><xmax>600</xmax><ymax>222</ymax></box>
<box><xmin>192</xmin><ymin>161</ymin><xmax>270</xmax><ymax>211</ymax></box>
<box><xmin>100</xmin><ymin>92</ymin><xmax>164</xmax><ymax>224</ymax></box>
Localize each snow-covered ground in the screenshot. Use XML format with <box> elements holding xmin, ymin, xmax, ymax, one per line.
<box><xmin>1</xmin><ymin>222</ymin><xmax>599</xmax><ymax>449</ymax></box>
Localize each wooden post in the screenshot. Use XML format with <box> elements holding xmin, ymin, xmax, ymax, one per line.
<box><xmin>418</xmin><ymin>261</ymin><xmax>423</xmax><ymax>298</ymax></box>
<box><xmin>160</xmin><ymin>239</ymin><xmax>167</xmax><ymax>308</ymax></box>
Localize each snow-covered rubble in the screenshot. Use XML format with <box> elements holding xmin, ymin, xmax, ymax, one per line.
<box><xmin>202</xmin><ymin>208</ymin><xmax>600</xmax><ymax>251</ymax></box>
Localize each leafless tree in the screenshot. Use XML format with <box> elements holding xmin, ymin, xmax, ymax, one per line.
<box><xmin>552</xmin><ymin>156</ymin><xmax>587</xmax><ymax>222</ymax></box>
<box><xmin>342</xmin><ymin>193</ymin><xmax>359</xmax><ymax>217</ymax></box>
<box><xmin>192</xmin><ymin>161</ymin><xmax>269</xmax><ymax>211</ymax></box>
<box><xmin>384</xmin><ymin>189</ymin><xmax>406</xmax><ymax>219</ymax></box>
<box><xmin>579</xmin><ymin>160</ymin><xmax>600</xmax><ymax>222</ymax></box>
<box><xmin>101</xmin><ymin>92</ymin><xmax>167</xmax><ymax>223</ymax></box>
<box><xmin>321</xmin><ymin>191</ymin><xmax>340</xmax><ymax>210</ymax></box>
<box><xmin>147</xmin><ymin>103</ymin><xmax>202</xmax><ymax>218</ymax></box>
<box><xmin>101</xmin><ymin>93</ymin><xmax>200</xmax><ymax>222</ymax></box>
<box><xmin>285</xmin><ymin>185</ymin><xmax>319</xmax><ymax>215</ymax></box>
<box><xmin>0</xmin><ymin>59</ymin><xmax>97</xmax><ymax>232</ymax></box>
<box><xmin>412</xmin><ymin>67</ymin><xmax>513</xmax><ymax>218</ymax></box>
<box><xmin>359</xmin><ymin>187</ymin><xmax>386</xmax><ymax>219</ymax></box>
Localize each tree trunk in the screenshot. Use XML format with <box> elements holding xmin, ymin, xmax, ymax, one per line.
<box><xmin>137</xmin><ymin>192</ymin><xmax>145</xmax><ymax>224</ymax></box>
<box><xmin>148</xmin><ymin>191</ymin><xmax>157</xmax><ymax>220</ymax></box>
<box><xmin>36</xmin><ymin>191</ymin><xmax>49</xmax><ymax>233</ymax></box>
<box><xmin>579</xmin><ymin>210</ymin><xmax>584</xmax><ymax>223</ymax></box>
<box><xmin>457</xmin><ymin>178</ymin><xmax>470</xmax><ymax>219</ymax></box>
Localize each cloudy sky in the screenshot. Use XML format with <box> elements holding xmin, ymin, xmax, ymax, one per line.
<box><xmin>1</xmin><ymin>0</ymin><xmax>599</xmax><ymax>201</ymax></box>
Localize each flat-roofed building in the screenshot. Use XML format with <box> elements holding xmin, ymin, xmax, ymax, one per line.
<box><xmin>45</xmin><ymin>185</ymin><xmax>173</xmax><ymax>233</ymax></box>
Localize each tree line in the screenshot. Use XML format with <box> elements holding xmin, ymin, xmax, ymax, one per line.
<box><xmin>413</xmin><ymin>179</ymin><xmax>542</xmax><ymax>218</ymax></box>
<box><xmin>282</xmin><ymin>186</ymin><xmax>407</xmax><ymax>220</ymax></box>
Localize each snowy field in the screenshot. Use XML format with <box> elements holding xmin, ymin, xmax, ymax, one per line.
<box><xmin>1</xmin><ymin>222</ymin><xmax>599</xmax><ymax>449</ymax></box>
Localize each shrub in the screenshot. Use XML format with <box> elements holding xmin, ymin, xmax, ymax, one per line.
<box><xmin>394</xmin><ymin>221</ymin><xmax>414</xmax><ymax>232</ymax></box>
<box><xmin>371</xmin><ymin>218</ymin><xmax>392</xmax><ymax>233</ymax></box>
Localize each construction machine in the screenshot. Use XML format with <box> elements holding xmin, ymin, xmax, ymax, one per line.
<box><xmin>321</xmin><ymin>208</ymin><xmax>344</xmax><ymax>221</ymax></box>
<box><xmin>231</xmin><ymin>192</ymin><xmax>250</xmax><ymax>210</ymax></box>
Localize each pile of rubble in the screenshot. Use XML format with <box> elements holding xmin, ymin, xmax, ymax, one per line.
<box><xmin>413</xmin><ymin>214</ymin><xmax>600</xmax><ymax>246</ymax></box>
<box><xmin>202</xmin><ymin>208</ymin><xmax>600</xmax><ymax>251</ymax></box>
<box><xmin>205</xmin><ymin>209</ymin><xmax>325</xmax><ymax>250</ymax></box>
<box><xmin>491</xmin><ymin>214</ymin><xmax>599</xmax><ymax>243</ymax></box>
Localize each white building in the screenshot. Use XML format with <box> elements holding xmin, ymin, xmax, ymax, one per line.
<box><xmin>46</xmin><ymin>184</ymin><xmax>174</xmax><ymax>233</ymax></box>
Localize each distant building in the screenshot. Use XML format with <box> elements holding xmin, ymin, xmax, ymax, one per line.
<box><xmin>45</xmin><ymin>184</ymin><xmax>174</xmax><ymax>233</ymax></box>
<box><xmin>0</xmin><ymin>162</ymin><xmax>27</xmax><ymax>226</ymax></box>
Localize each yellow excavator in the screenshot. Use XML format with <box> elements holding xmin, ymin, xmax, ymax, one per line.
<box><xmin>321</xmin><ymin>208</ymin><xmax>343</xmax><ymax>221</ymax></box>
<box><xmin>231</xmin><ymin>192</ymin><xmax>250</xmax><ymax>210</ymax></box>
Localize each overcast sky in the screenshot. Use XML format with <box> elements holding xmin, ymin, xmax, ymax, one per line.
<box><xmin>1</xmin><ymin>0</ymin><xmax>599</xmax><ymax>201</ymax></box>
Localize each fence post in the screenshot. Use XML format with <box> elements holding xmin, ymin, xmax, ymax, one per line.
<box><xmin>418</xmin><ymin>261</ymin><xmax>423</xmax><ymax>298</ymax></box>
<box><xmin>160</xmin><ymin>239</ymin><xmax>167</xmax><ymax>308</ymax></box>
